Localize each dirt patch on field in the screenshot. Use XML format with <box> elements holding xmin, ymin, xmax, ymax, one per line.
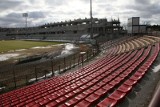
<box><xmin>0</xmin><ymin>44</ymin><xmax>64</xmax><ymax>68</ymax></box>
<box><xmin>0</xmin><ymin>43</ymin><xmax>93</xmax><ymax>93</ymax></box>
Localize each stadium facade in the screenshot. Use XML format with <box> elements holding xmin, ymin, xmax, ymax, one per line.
<box><xmin>0</xmin><ymin>18</ymin><xmax>126</xmax><ymax>41</ymax></box>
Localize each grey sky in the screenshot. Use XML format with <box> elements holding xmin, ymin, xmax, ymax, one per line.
<box><xmin>0</xmin><ymin>0</ymin><xmax>160</xmax><ymax>27</ymax></box>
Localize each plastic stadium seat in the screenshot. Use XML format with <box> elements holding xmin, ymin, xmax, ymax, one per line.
<box><xmin>94</xmin><ymin>88</ymin><xmax>108</xmax><ymax>96</ymax></box>
<box><xmin>85</xmin><ymin>93</ymin><xmax>100</xmax><ymax>103</ymax></box>
<box><xmin>59</xmin><ymin>104</ymin><xmax>68</xmax><ymax>107</ymax></box>
<box><xmin>75</xmin><ymin>93</ymin><xmax>88</xmax><ymax>100</ymax></box>
<box><xmin>56</xmin><ymin>96</ymin><xmax>68</xmax><ymax>104</ymax></box>
<box><xmin>26</xmin><ymin>102</ymin><xmax>40</xmax><ymax>107</ymax></box>
<box><xmin>48</xmin><ymin>94</ymin><xmax>59</xmax><ymax>101</ymax></box>
<box><xmin>124</xmin><ymin>79</ymin><xmax>137</xmax><ymax>86</ymax></box>
<box><xmin>135</xmin><ymin>70</ymin><xmax>145</xmax><ymax>76</ymax></box>
<box><xmin>109</xmin><ymin>79</ymin><xmax>120</xmax><ymax>86</ymax></box>
<box><xmin>75</xmin><ymin>100</ymin><xmax>91</xmax><ymax>107</ymax></box>
<box><xmin>117</xmin><ymin>84</ymin><xmax>132</xmax><ymax>93</ymax></box>
<box><xmin>65</xmin><ymin>98</ymin><xmax>79</xmax><ymax>106</ymax></box>
<box><xmin>139</xmin><ymin>66</ymin><xmax>148</xmax><ymax>72</ymax></box>
<box><xmin>109</xmin><ymin>90</ymin><xmax>126</xmax><ymax>101</ymax></box>
<box><xmin>97</xmin><ymin>98</ymin><xmax>117</xmax><ymax>107</ymax></box>
<box><xmin>119</xmin><ymin>73</ymin><xmax>129</xmax><ymax>78</ymax></box>
<box><xmin>39</xmin><ymin>99</ymin><xmax>50</xmax><ymax>106</ymax></box>
<box><xmin>130</xmin><ymin>74</ymin><xmax>142</xmax><ymax>81</ymax></box>
<box><xmin>90</xmin><ymin>85</ymin><xmax>100</xmax><ymax>91</ymax></box>
<box><xmin>46</xmin><ymin>101</ymin><xmax>59</xmax><ymax>107</ymax></box>
<box><xmin>84</xmin><ymin>89</ymin><xmax>95</xmax><ymax>95</ymax></box>
<box><xmin>102</xmin><ymin>84</ymin><xmax>114</xmax><ymax>91</ymax></box>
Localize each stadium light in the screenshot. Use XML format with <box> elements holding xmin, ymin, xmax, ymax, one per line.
<box><xmin>22</xmin><ymin>13</ymin><xmax>28</xmax><ymax>37</ymax></box>
<box><xmin>22</xmin><ymin>13</ymin><xmax>28</xmax><ymax>28</ymax></box>
<box><xmin>90</xmin><ymin>0</ymin><xmax>93</xmax><ymax>39</ymax></box>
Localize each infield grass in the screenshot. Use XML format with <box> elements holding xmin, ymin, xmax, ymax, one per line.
<box><xmin>0</xmin><ymin>40</ymin><xmax>63</xmax><ymax>53</ymax></box>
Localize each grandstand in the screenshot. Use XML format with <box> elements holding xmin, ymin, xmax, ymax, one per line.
<box><xmin>1</xmin><ymin>16</ymin><xmax>160</xmax><ymax>107</ymax></box>
<box><xmin>0</xmin><ymin>35</ymin><xmax>160</xmax><ymax>107</ymax></box>
<box><xmin>0</xmin><ymin>18</ymin><xmax>125</xmax><ymax>42</ymax></box>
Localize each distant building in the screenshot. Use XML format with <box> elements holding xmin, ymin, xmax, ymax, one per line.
<box><xmin>0</xmin><ymin>18</ymin><xmax>126</xmax><ymax>41</ymax></box>
<box><xmin>127</xmin><ymin>17</ymin><xmax>147</xmax><ymax>35</ymax></box>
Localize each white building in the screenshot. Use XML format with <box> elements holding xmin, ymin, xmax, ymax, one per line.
<box><xmin>128</xmin><ymin>17</ymin><xmax>147</xmax><ymax>35</ymax></box>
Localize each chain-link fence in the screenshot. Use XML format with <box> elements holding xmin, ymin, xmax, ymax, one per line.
<box><xmin>0</xmin><ymin>48</ymin><xmax>99</xmax><ymax>93</ymax></box>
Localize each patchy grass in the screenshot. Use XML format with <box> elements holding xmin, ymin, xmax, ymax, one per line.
<box><xmin>0</xmin><ymin>40</ymin><xmax>63</xmax><ymax>53</ymax></box>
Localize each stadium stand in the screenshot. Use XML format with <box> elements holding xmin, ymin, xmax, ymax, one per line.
<box><xmin>0</xmin><ymin>36</ymin><xmax>160</xmax><ymax>107</ymax></box>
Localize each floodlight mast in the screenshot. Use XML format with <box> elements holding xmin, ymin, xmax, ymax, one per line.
<box><xmin>22</xmin><ymin>13</ymin><xmax>28</xmax><ymax>37</ymax></box>
<box><xmin>90</xmin><ymin>0</ymin><xmax>93</xmax><ymax>39</ymax></box>
<box><xmin>23</xmin><ymin>13</ymin><xmax>28</xmax><ymax>28</ymax></box>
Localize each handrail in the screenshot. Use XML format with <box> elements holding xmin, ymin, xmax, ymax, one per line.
<box><xmin>148</xmin><ymin>81</ymin><xmax>160</xmax><ymax>107</ymax></box>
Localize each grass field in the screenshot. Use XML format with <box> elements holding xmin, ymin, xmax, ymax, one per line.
<box><xmin>0</xmin><ymin>40</ymin><xmax>63</xmax><ymax>53</ymax></box>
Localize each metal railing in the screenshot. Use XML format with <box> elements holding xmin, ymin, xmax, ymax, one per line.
<box><xmin>0</xmin><ymin>47</ymin><xmax>99</xmax><ymax>93</ymax></box>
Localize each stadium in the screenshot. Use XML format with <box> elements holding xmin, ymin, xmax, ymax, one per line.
<box><xmin>1</xmin><ymin>1</ymin><xmax>160</xmax><ymax>107</ymax></box>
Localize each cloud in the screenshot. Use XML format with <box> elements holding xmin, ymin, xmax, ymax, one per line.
<box><xmin>0</xmin><ymin>0</ymin><xmax>160</xmax><ymax>27</ymax></box>
<box><xmin>0</xmin><ymin>0</ymin><xmax>23</xmax><ymax>11</ymax></box>
<box><xmin>45</xmin><ymin>0</ymin><xmax>67</xmax><ymax>6</ymax></box>
<box><xmin>0</xmin><ymin>13</ymin><xmax>24</xmax><ymax>27</ymax></box>
<box><xmin>134</xmin><ymin>0</ymin><xmax>150</xmax><ymax>5</ymax></box>
<box><xmin>29</xmin><ymin>11</ymin><xmax>47</xmax><ymax>19</ymax></box>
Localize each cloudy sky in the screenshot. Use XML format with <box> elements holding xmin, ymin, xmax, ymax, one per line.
<box><xmin>0</xmin><ymin>0</ymin><xmax>160</xmax><ymax>27</ymax></box>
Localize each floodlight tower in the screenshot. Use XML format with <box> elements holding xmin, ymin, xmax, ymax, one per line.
<box><xmin>22</xmin><ymin>13</ymin><xmax>28</xmax><ymax>28</ymax></box>
<box><xmin>22</xmin><ymin>13</ymin><xmax>28</xmax><ymax>37</ymax></box>
<box><xmin>90</xmin><ymin>0</ymin><xmax>93</xmax><ymax>39</ymax></box>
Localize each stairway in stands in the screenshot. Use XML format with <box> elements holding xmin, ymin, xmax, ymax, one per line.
<box><xmin>0</xmin><ymin>36</ymin><xmax>160</xmax><ymax>107</ymax></box>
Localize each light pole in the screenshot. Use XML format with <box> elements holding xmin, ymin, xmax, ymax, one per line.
<box><xmin>22</xmin><ymin>13</ymin><xmax>28</xmax><ymax>38</ymax></box>
<box><xmin>90</xmin><ymin>0</ymin><xmax>93</xmax><ymax>39</ymax></box>
<box><xmin>23</xmin><ymin>13</ymin><xmax>28</xmax><ymax>28</ymax></box>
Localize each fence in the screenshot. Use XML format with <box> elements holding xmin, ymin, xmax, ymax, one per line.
<box><xmin>0</xmin><ymin>47</ymin><xmax>99</xmax><ymax>93</ymax></box>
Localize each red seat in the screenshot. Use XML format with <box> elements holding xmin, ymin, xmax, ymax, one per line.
<box><xmin>102</xmin><ymin>84</ymin><xmax>114</xmax><ymax>91</ymax></box>
<box><xmin>64</xmin><ymin>92</ymin><xmax>75</xmax><ymax>98</ymax></box>
<box><xmin>90</xmin><ymin>85</ymin><xmax>100</xmax><ymax>91</ymax></box>
<box><xmin>75</xmin><ymin>93</ymin><xmax>88</xmax><ymax>100</ymax></box>
<box><xmin>75</xmin><ymin>100</ymin><xmax>91</xmax><ymax>107</ymax></box>
<box><xmin>102</xmin><ymin>78</ymin><xmax>110</xmax><ymax>83</ymax></box>
<box><xmin>14</xmin><ymin>102</ymin><xmax>26</xmax><ymax>107</ymax></box>
<box><xmin>26</xmin><ymin>101</ymin><xmax>40</xmax><ymax>107</ymax></box>
<box><xmin>109</xmin><ymin>90</ymin><xmax>126</xmax><ymax>101</ymax></box>
<box><xmin>83</xmin><ymin>89</ymin><xmax>94</xmax><ymax>95</ymax></box>
<box><xmin>59</xmin><ymin>104</ymin><xmax>68</xmax><ymax>107</ymax></box>
<box><xmin>26</xmin><ymin>101</ymin><xmax>37</xmax><ymax>107</ymax></box>
<box><xmin>139</xmin><ymin>67</ymin><xmax>148</xmax><ymax>72</ymax></box>
<box><xmin>115</xmin><ymin>77</ymin><xmax>124</xmax><ymax>82</ymax></box>
<box><xmin>94</xmin><ymin>88</ymin><xmax>108</xmax><ymax>97</ymax></box>
<box><xmin>46</xmin><ymin>101</ymin><xmax>58</xmax><ymax>107</ymax></box>
<box><xmin>124</xmin><ymin>79</ymin><xmax>137</xmax><ymax>86</ymax></box>
<box><xmin>119</xmin><ymin>73</ymin><xmax>128</xmax><ymax>78</ymax></box>
<box><xmin>73</xmin><ymin>88</ymin><xmax>83</xmax><ymax>94</ymax></box>
<box><xmin>65</xmin><ymin>98</ymin><xmax>79</xmax><ymax>106</ymax></box>
<box><xmin>48</xmin><ymin>94</ymin><xmax>59</xmax><ymax>101</ymax></box>
<box><xmin>135</xmin><ymin>71</ymin><xmax>145</xmax><ymax>76</ymax></box>
<box><xmin>85</xmin><ymin>93</ymin><xmax>100</xmax><ymax>103</ymax></box>
<box><xmin>56</xmin><ymin>96</ymin><xmax>68</xmax><ymax>104</ymax></box>
<box><xmin>109</xmin><ymin>80</ymin><xmax>120</xmax><ymax>86</ymax></box>
<box><xmin>117</xmin><ymin>84</ymin><xmax>132</xmax><ymax>93</ymax></box>
<box><xmin>97</xmin><ymin>98</ymin><xmax>117</xmax><ymax>107</ymax></box>
<box><xmin>39</xmin><ymin>99</ymin><xmax>50</xmax><ymax>106</ymax></box>
<box><xmin>130</xmin><ymin>74</ymin><xmax>142</xmax><ymax>81</ymax></box>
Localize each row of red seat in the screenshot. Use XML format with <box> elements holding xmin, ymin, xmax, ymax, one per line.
<box><xmin>0</xmin><ymin>45</ymin><xmax>134</xmax><ymax>106</ymax></box>
<box><xmin>0</xmin><ymin>42</ymin><xmax>159</xmax><ymax>107</ymax></box>
<box><xmin>19</xmin><ymin>52</ymin><xmax>133</xmax><ymax>107</ymax></box>
<box><xmin>0</xmin><ymin>49</ymin><xmax>129</xmax><ymax>106</ymax></box>
<box><xmin>97</xmin><ymin>43</ymin><xmax>159</xmax><ymax>107</ymax></box>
